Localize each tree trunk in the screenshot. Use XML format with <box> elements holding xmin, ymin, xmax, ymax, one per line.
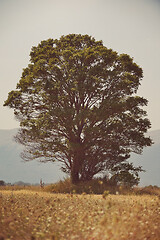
<box><xmin>71</xmin><ymin>170</ymin><xmax>79</xmax><ymax>184</ymax></box>
<box><xmin>70</xmin><ymin>140</ymin><xmax>84</xmax><ymax>184</ymax></box>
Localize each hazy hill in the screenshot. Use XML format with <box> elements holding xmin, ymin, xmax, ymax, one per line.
<box><xmin>0</xmin><ymin>129</ymin><xmax>65</xmax><ymax>184</ymax></box>
<box><xmin>130</xmin><ymin>129</ymin><xmax>160</xmax><ymax>186</ymax></box>
<box><xmin>0</xmin><ymin>128</ymin><xmax>159</xmax><ymax>186</ymax></box>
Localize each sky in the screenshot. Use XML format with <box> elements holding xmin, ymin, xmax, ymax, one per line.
<box><xmin>0</xmin><ymin>0</ymin><xmax>160</xmax><ymax>131</ymax></box>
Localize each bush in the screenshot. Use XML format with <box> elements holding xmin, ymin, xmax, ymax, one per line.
<box><xmin>110</xmin><ymin>171</ymin><xmax>140</xmax><ymax>188</ymax></box>
<box><xmin>134</xmin><ymin>185</ymin><xmax>160</xmax><ymax>197</ymax></box>
<box><xmin>44</xmin><ymin>177</ymin><xmax>127</xmax><ymax>194</ymax></box>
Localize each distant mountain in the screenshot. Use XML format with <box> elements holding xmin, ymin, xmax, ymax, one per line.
<box><xmin>0</xmin><ymin>129</ymin><xmax>65</xmax><ymax>184</ymax></box>
<box><xmin>0</xmin><ymin>128</ymin><xmax>159</xmax><ymax>186</ymax></box>
<box><xmin>130</xmin><ymin>129</ymin><xmax>160</xmax><ymax>186</ymax></box>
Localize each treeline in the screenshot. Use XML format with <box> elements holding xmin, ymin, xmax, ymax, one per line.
<box><xmin>0</xmin><ymin>180</ymin><xmax>39</xmax><ymax>186</ymax></box>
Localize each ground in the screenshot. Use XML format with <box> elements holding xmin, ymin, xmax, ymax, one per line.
<box><xmin>0</xmin><ymin>189</ymin><xmax>160</xmax><ymax>240</ymax></box>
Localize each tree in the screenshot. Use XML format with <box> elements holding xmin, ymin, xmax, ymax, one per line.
<box><xmin>0</xmin><ymin>180</ymin><xmax>6</xmax><ymax>186</ymax></box>
<box><xmin>110</xmin><ymin>162</ymin><xmax>143</xmax><ymax>187</ymax></box>
<box><xmin>4</xmin><ymin>34</ymin><xmax>152</xmax><ymax>184</ymax></box>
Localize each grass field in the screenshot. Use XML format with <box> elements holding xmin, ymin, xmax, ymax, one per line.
<box><xmin>0</xmin><ymin>188</ymin><xmax>160</xmax><ymax>240</ymax></box>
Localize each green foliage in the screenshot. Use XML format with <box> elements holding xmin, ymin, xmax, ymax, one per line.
<box><xmin>110</xmin><ymin>171</ymin><xmax>140</xmax><ymax>187</ymax></box>
<box><xmin>110</xmin><ymin>162</ymin><xmax>143</xmax><ymax>187</ymax></box>
<box><xmin>4</xmin><ymin>34</ymin><xmax>152</xmax><ymax>184</ymax></box>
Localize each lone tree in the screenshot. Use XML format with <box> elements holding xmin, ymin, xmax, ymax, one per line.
<box><xmin>4</xmin><ymin>34</ymin><xmax>152</xmax><ymax>184</ymax></box>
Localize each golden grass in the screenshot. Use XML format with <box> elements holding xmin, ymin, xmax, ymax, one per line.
<box><xmin>0</xmin><ymin>189</ymin><xmax>160</xmax><ymax>240</ymax></box>
<box><xmin>92</xmin><ymin>195</ymin><xmax>160</xmax><ymax>240</ymax></box>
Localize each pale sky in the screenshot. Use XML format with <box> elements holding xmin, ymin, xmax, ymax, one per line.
<box><xmin>1</xmin><ymin>0</ymin><xmax>160</xmax><ymax>130</ymax></box>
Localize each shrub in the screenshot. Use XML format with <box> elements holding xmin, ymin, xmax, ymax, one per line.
<box><xmin>44</xmin><ymin>177</ymin><xmax>122</xmax><ymax>194</ymax></box>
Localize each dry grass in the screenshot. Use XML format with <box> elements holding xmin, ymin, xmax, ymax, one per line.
<box><xmin>0</xmin><ymin>189</ymin><xmax>160</xmax><ymax>240</ymax></box>
<box><xmin>43</xmin><ymin>178</ymin><xmax>128</xmax><ymax>194</ymax></box>
<box><xmin>92</xmin><ymin>195</ymin><xmax>160</xmax><ymax>240</ymax></box>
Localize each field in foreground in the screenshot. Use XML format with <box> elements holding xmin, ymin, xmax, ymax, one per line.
<box><xmin>0</xmin><ymin>190</ymin><xmax>160</xmax><ymax>240</ymax></box>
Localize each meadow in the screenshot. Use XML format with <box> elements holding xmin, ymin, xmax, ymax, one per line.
<box><xmin>0</xmin><ymin>184</ymin><xmax>160</xmax><ymax>240</ymax></box>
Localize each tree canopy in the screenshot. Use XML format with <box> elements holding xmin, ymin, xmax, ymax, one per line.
<box><xmin>4</xmin><ymin>34</ymin><xmax>152</xmax><ymax>184</ymax></box>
